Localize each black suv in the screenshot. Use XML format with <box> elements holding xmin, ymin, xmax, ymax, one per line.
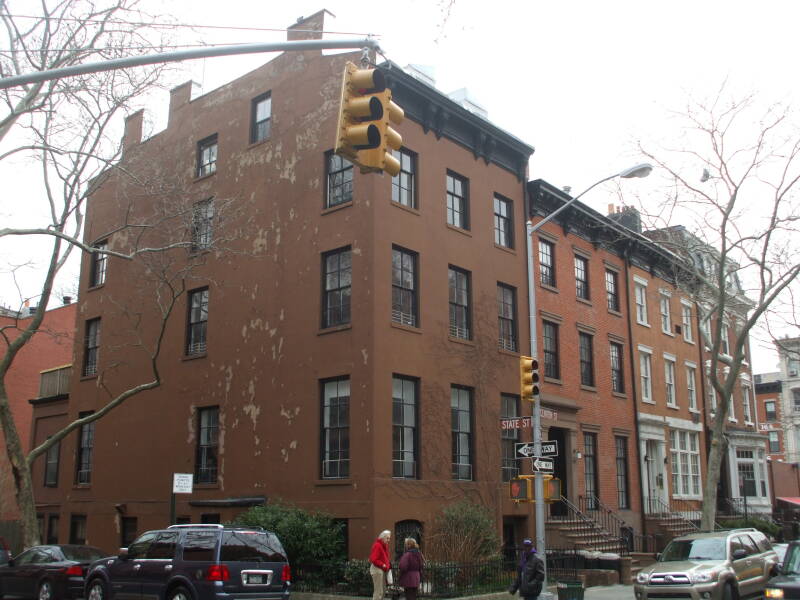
<box><xmin>84</xmin><ymin>524</ymin><xmax>291</xmax><ymax>600</ymax></box>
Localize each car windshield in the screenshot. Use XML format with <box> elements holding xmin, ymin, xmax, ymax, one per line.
<box><xmin>783</xmin><ymin>544</ymin><xmax>800</xmax><ymax>575</ymax></box>
<box><xmin>61</xmin><ymin>546</ymin><xmax>107</xmax><ymax>562</ymax></box>
<box><xmin>661</xmin><ymin>538</ymin><xmax>726</xmax><ymax>561</ymax></box>
<box><xmin>220</xmin><ymin>531</ymin><xmax>287</xmax><ymax>562</ymax></box>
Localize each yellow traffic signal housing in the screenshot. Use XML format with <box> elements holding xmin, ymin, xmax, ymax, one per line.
<box><xmin>510</xmin><ymin>476</ymin><xmax>533</xmax><ymax>501</ymax></box>
<box><xmin>334</xmin><ymin>61</ymin><xmax>405</xmax><ymax>176</ymax></box>
<box><xmin>545</xmin><ymin>477</ymin><xmax>561</xmax><ymax>503</ymax></box>
<box><xmin>519</xmin><ymin>356</ymin><xmax>541</xmax><ymax>402</ymax></box>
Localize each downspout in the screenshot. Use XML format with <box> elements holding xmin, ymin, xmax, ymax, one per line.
<box><xmin>623</xmin><ymin>241</ymin><xmax>648</xmax><ymax>539</ymax></box>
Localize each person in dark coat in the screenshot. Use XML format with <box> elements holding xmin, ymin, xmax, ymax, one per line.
<box><xmin>398</xmin><ymin>538</ymin><xmax>424</xmax><ymax>600</ymax></box>
<box><xmin>509</xmin><ymin>539</ymin><xmax>545</xmax><ymax>600</ymax></box>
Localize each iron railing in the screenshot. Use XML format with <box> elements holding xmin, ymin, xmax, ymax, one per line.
<box><xmin>549</xmin><ymin>495</ymin><xmax>629</xmax><ymax>555</ymax></box>
<box><xmin>578</xmin><ymin>494</ymin><xmax>656</xmax><ymax>554</ymax></box>
<box><xmin>645</xmin><ymin>496</ymin><xmax>700</xmax><ymax>531</ymax></box>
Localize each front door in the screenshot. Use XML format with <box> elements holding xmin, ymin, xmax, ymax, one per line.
<box><xmin>548</xmin><ymin>427</ymin><xmax>568</xmax><ymax>517</ymax></box>
<box><xmin>643</xmin><ymin>440</ymin><xmax>665</xmax><ymax>513</ymax></box>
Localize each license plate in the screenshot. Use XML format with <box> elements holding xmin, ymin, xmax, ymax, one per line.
<box><xmin>247</xmin><ymin>574</ymin><xmax>264</xmax><ymax>584</ymax></box>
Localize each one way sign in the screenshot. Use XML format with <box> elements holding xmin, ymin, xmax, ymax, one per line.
<box><xmin>532</xmin><ymin>457</ymin><xmax>554</xmax><ymax>472</ymax></box>
<box><xmin>515</xmin><ymin>440</ymin><xmax>559</xmax><ymax>459</ymax></box>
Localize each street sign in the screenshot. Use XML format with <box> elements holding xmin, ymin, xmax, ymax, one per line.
<box><xmin>540</xmin><ymin>440</ymin><xmax>559</xmax><ymax>457</ymax></box>
<box><xmin>532</xmin><ymin>458</ymin><xmax>554</xmax><ymax>472</ymax></box>
<box><xmin>500</xmin><ymin>408</ymin><xmax>559</xmax><ymax>430</ymax></box>
<box><xmin>173</xmin><ymin>473</ymin><xmax>193</xmax><ymax>494</ymax></box>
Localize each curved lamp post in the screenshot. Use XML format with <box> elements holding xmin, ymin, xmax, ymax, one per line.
<box><xmin>525</xmin><ymin>163</ymin><xmax>652</xmax><ymax>599</ymax></box>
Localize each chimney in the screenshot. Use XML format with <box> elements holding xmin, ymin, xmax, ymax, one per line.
<box><xmin>607</xmin><ymin>205</ymin><xmax>642</xmax><ymax>233</ymax></box>
<box><xmin>63</xmin><ymin>296</ymin><xmax>72</xmax><ymax>305</ymax></box>
<box><xmin>122</xmin><ymin>109</ymin><xmax>143</xmax><ymax>152</ymax></box>
<box><xmin>287</xmin><ymin>10</ymin><xmax>329</xmax><ymax>41</ymax></box>
<box><xmin>168</xmin><ymin>81</ymin><xmax>201</xmax><ymax>125</ymax></box>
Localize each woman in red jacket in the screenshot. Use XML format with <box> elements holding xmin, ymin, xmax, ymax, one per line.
<box><xmin>369</xmin><ymin>530</ymin><xmax>392</xmax><ymax>600</ymax></box>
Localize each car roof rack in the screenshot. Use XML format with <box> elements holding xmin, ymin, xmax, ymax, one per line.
<box><xmin>168</xmin><ymin>524</ymin><xmax>224</xmax><ymax>529</ymax></box>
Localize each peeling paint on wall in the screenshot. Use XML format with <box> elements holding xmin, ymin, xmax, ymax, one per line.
<box><xmin>362</xmin><ymin>349</ymin><xmax>368</xmax><ymax>365</ymax></box>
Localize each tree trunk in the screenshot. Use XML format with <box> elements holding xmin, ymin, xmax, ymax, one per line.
<box><xmin>701</xmin><ymin>409</ymin><xmax>728</xmax><ymax>530</ymax></box>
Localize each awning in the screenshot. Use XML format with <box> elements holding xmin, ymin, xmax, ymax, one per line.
<box><xmin>777</xmin><ymin>497</ymin><xmax>800</xmax><ymax>506</ymax></box>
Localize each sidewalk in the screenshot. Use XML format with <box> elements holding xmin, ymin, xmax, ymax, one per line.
<box><xmin>582</xmin><ymin>584</ymin><xmax>635</xmax><ymax>599</ymax></box>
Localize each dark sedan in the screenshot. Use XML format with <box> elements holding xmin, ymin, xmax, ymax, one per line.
<box><xmin>0</xmin><ymin>544</ymin><xmax>107</xmax><ymax>600</ymax></box>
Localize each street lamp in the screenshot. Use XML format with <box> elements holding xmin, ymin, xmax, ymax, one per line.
<box><xmin>525</xmin><ymin>163</ymin><xmax>652</xmax><ymax>599</ymax></box>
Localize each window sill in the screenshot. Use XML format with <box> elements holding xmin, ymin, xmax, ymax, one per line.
<box><xmin>390</xmin><ymin>201</ymin><xmax>420</xmax><ymax>216</ymax></box>
<box><xmin>247</xmin><ymin>137</ymin><xmax>271</xmax><ymax>150</ymax></box>
<box><xmin>580</xmin><ymin>385</ymin><xmax>598</xmax><ymax>393</ymax></box>
<box><xmin>608</xmin><ymin>308</ymin><xmax>622</xmax><ymax>318</ymax></box>
<box><xmin>182</xmin><ymin>352</ymin><xmax>207</xmax><ymax>361</ymax></box>
<box><xmin>683</xmin><ymin>338</ymin><xmax>695</xmax><ymax>345</ymax></box>
<box><xmin>637</xmin><ymin>321</ymin><xmax>651</xmax><ymax>328</ymax></box>
<box><xmin>194</xmin><ymin>171</ymin><xmax>217</xmax><ymax>183</ymax></box>
<box><xmin>318</xmin><ymin>324</ymin><xmax>352</xmax><ymax>336</ymax></box>
<box><xmin>316</xmin><ymin>479</ymin><xmax>353</xmax><ymax>486</ymax></box>
<box><xmin>87</xmin><ymin>283</ymin><xmax>105</xmax><ymax>292</ymax></box>
<box><xmin>390</xmin><ymin>321</ymin><xmax>421</xmax><ymax>334</ymax></box>
<box><xmin>193</xmin><ymin>483</ymin><xmax>220</xmax><ymax>489</ymax></box>
<box><xmin>544</xmin><ymin>376</ymin><xmax>562</xmax><ymax>385</ymax></box>
<box><xmin>322</xmin><ymin>200</ymin><xmax>353</xmax><ymax>215</ymax></box>
<box><xmin>498</xmin><ymin>346</ymin><xmax>520</xmax><ymax>357</ymax></box>
<box><xmin>662</xmin><ymin>330</ymin><xmax>675</xmax><ymax>337</ymax></box>
<box><xmin>446</xmin><ymin>223</ymin><xmax>472</xmax><ymax>236</ymax></box>
<box><xmin>612</xmin><ymin>392</ymin><xmax>627</xmax><ymax>399</ymax></box>
<box><xmin>493</xmin><ymin>243</ymin><xmax>516</xmax><ymax>255</ymax></box>
<box><xmin>672</xmin><ymin>494</ymin><xmax>702</xmax><ymax>501</ymax></box>
<box><xmin>689</xmin><ymin>408</ymin><xmax>701</xmax><ymax>414</ymax></box>
<box><xmin>539</xmin><ymin>283</ymin><xmax>559</xmax><ymax>294</ymax></box>
<box><xmin>576</xmin><ymin>297</ymin><xmax>592</xmax><ymax>306</ymax></box>
<box><xmin>448</xmin><ymin>335</ymin><xmax>475</xmax><ymax>347</ymax></box>
<box><xmin>80</xmin><ymin>374</ymin><xmax>98</xmax><ymax>381</ymax></box>
<box><xmin>642</xmin><ymin>398</ymin><xmax>656</xmax><ymax>405</ymax></box>
<box><xmin>72</xmin><ymin>484</ymin><xmax>92</xmax><ymax>490</ymax></box>
<box><xmin>666</xmin><ymin>403</ymin><xmax>679</xmax><ymax>410</ymax></box>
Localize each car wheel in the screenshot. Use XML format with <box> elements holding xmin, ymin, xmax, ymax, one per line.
<box><xmin>722</xmin><ymin>581</ymin><xmax>735</xmax><ymax>600</ymax></box>
<box><xmin>37</xmin><ymin>580</ymin><xmax>52</xmax><ymax>600</ymax></box>
<box><xmin>168</xmin><ymin>586</ymin><xmax>192</xmax><ymax>600</ymax></box>
<box><xmin>87</xmin><ymin>578</ymin><xmax>108</xmax><ymax>600</ymax></box>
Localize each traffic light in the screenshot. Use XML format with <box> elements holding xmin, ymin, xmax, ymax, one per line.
<box><xmin>510</xmin><ymin>476</ymin><xmax>533</xmax><ymax>501</ymax></box>
<box><xmin>519</xmin><ymin>356</ymin><xmax>540</xmax><ymax>402</ymax></box>
<box><xmin>334</xmin><ymin>61</ymin><xmax>404</xmax><ymax>176</ymax></box>
<box><xmin>545</xmin><ymin>477</ymin><xmax>561</xmax><ymax>503</ymax></box>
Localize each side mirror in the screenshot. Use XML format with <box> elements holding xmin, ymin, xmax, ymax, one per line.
<box><xmin>117</xmin><ymin>548</ymin><xmax>129</xmax><ymax>560</ymax></box>
<box><xmin>5</xmin><ymin>557</ymin><xmax>14</xmax><ymax>568</ymax></box>
<box><xmin>655</xmin><ymin>553</ymin><xmax>662</xmax><ymax>562</ymax></box>
<box><xmin>776</xmin><ymin>562</ymin><xmax>784</xmax><ymax>575</ymax></box>
<box><xmin>732</xmin><ymin>549</ymin><xmax>748</xmax><ymax>560</ymax></box>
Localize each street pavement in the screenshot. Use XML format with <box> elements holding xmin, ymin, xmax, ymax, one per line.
<box><xmin>582</xmin><ymin>584</ymin><xmax>635</xmax><ymax>599</ymax></box>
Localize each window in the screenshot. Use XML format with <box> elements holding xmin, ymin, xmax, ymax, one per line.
<box><xmin>542</xmin><ymin>321</ymin><xmax>560</xmax><ymax>380</ymax></box>
<box><xmin>720</xmin><ymin>322</ymin><xmax>730</xmax><ymax>356</ymax></box>
<box><xmin>121</xmin><ymin>517</ymin><xmax>138</xmax><ymax>548</ymax></box>
<box><xmin>707</xmin><ymin>374</ymin><xmax>718</xmax><ymax>412</ymax></box>
<box><xmin>195</xmin><ymin>406</ymin><xmax>219</xmax><ymax>484</ymax></box>
<box><xmin>635</xmin><ymin>282</ymin><xmax>648</xmax><ymax>325</ymax></box>
<box><xmin>191</xmin><ymin>199</ymin><xmax>214</xmax><ymax>252</ymax></box>
<box><xmin>497</xmin><ymin>283</ymin><xmax>517</xmax><ymax>352</ymax></box>
<box><xmin>250</xmin><ymin>93</ymin><xmax>271</xmax><ymax>143</ymax></box>
<box><xmin>69</xmin><ymin>515</ymin><xmax>87</xmax><ymax>545</ymax></box>
<box><xmin>326</xmin><ymin>153</ymin><xmax>353</xmax><ymax>208</ymax></box>
<box><xmin>391</xmin><ymin>149</ymin><xmax>415</xmax><ymax>208</ymax></box>
<box><xmin>392</xmin><ymin>376</ymin><xmax>418</xmax><ymax>479</ymax></box>
<box><xmin>605</xmin><ymin>270</ymin><xmax>619</xmax><ymax>312</ymax></box>
<box><xmin>660</xmin><ymin>294</ymin><xmax>672</xmax><ymax>334</ymax></box>
<box><xmin>448</xmin><ymin>266</ymin><xmax>471</xmax><ymax>339</ymax></box>
<box><xmin>769</xmin><ymin>431</ymin><xmax>781</xmax><ymax>453</ymax></box>
<box><xmin>46</xmin><ymin>515</ymin><xmax>59</xmax><ymax>545</ymax></box>
<box><xmin>451</xmin><ymin>386</ymin><xmax>473</xmax><ymax>480</ymax></box>
<box><xmin>579</xmin><ymin>332</ymin><xmax>594</xmax><ymax>387</ymax></box>
<box><xmin>670</xmin><ymin>430</ymin><xmax>701</xmax><ymax>496</ymax></box>
<box><xmin>322</xmin><ymin>378</ymin><xmax>350</xmax><ymax>479</ymax></box>
<box><xmin>392</xmin><ymin>247</ymin><xmax>418</xmax><ymax>327</ymax></box>
<box><xmin>665</xmin><ymin>358</ymin><xmax>677</xmax><ymax>406</ymax></box>
<box><xmin>742</xmin><ymin>386</ymin><xmax>752</xmax><ymax>423</ymax></box>
<box><xmin>794</xmin><ymin>389</ymin><xmax>800</xmax><ymax>413</ymax></box>
<box><xmin>146</xmin><ymin>531</ymin><xmax>179</xmax><ymax>559</ymax></box>
<box><xmin>682</xmin><ymin>303</ymin><xmax>694</xmax><ymax>342</ymax></box>
<box><xmin>44</xmin><ymin>439</ymin><xmax>59</xmax><ymax>487</ymax></box>
<box><xmin>322</xmin><ymin>247</ymin><xmax>351</xmax><ymax>328</ymax></box>
<box><xmin>75</xmin><ymin>412</ymin><xmax>94</xmax><ymax>485</ymax></box>
<box><xmin>501</xmin><ymin>394</ymin><xmax>519</xmax><ymax>482</ymax></box>
<box><xmin>83</xmin><ymin>318</ymin><xmax>100</xmax><ymax>376</ymax></box>
<box><xmin>736</xmin><ymin>449</ymin><xmax>766</xmax><ymax>497</ymax></box>
<box><xmin>493</xmin><ymin>195</ymin><xmax>513</xmax><ymax>248</ymax></box>
<box><xmin>640</xmin><ymin>351</ymin><xmax>652</xmax><ymax>402</ymax></box>
<box><xmin>583</xmin><ymin>433</ymin><xmax>599</xmax><ymax>508</ymax></box>
<box><xmin>610</xmin><ymin>342</ymin><xmax>624</xmax><ymax>393</ymax></box>
<box><xmin>197</xmin><ymin>134</ymin><xmax>218</xmax><ymax>177</ymax></box>
<box><xmin>89</xmin><ymin>241</ymin><xmax>107</xmax><ymax>287</ymax></box>
<box><xmin>539</xmin><ymin>239</ymin><xmax>556</xmax><ymax>287</ymax></box>
<box><xmin>765</xmin><ymin>400</ymin><xmax>776</xmax><ymax>421</ymax></box>
<box><xmin>446</xmin><ymin>172</ymin><xmax>469</xmax><ymax>229</ymax></box>
<box><xmin>615</xmin><ymin>436</ymin><xmax>630</xmax><ymax>509</ymax></box>
<box><xmin>574</xmin><ymin>255</ymin><xmax>589</xmax><ymax>300</ymax></box>
<box><xmin>789</xmin><ymin>357</ymin><xmax>800</xmax><ymax>377</ymax></box>
<box><xmin>186</xmin><ymin>288</ymin><xmax>209</xmax><ymax>355</ymax></box>
<box><xmin>687</xmin><ymin>366</ymin><xmax>698</xmax><ymax>411</ymax></box>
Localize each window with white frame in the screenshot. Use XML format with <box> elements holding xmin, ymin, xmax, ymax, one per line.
<box><xmin>670</xmin><ymin>429</ymin><xmax>700</xmax><ymax>497</ymax></box>
<box><xmin>640</xmin><ymin>350</ymin><xmax>653</xmax><ymax>403</ymax></box>
<box><xmin>742</xmin><ymin>385</ymin><xmax>752</xmax><ymax>423</ymax></box>
<box><xmin>699</xmin><ymin>314</ymin><xmax>712</xmax><ymax>345</ymax></box>
<box><xmin>635</xmin><ymin>281</ymin><xmax>648</xmax><ymax>325</ymax></box>
<box><xmin>765</xmin><ymin>400</ymin><xmax>776</xmax><ymax>421</ymax></box>
<box><xmin>665</xmin><ymin>357</ymin><xmax>677</xmax><ymax>406</ymax></box>
<box><xmin>681</xmin><ymin>303</ymin><xmax>694</xmax><ymax>343</ymax></box>
<box><xmin>707</xmin><ymin>373</ymin><xmax>718</xmax><ymax>412</ymax></box>
<box><xmin>686</xmin><ymin>365</ymin><xmax>698</xmax><ymax>411</ymax></box>
<box><xmin>769</xmin><ymin>431</ymin><xmax>780</xmax><ymax>453</ymax></box>
<box><xmin>660</xmin><ymin>293</ymin><xmax>672</xmax><ymax>334</ymax></box>
<box><xmin>736</xmin><ymin>449</ymin><xmax>766</xmax><ymax>497</ymax></box>
<box><xmin>728</xmin><ymin>390</ymin><xmax>736</xmax><ymax>421</ymax></box>
<box><xmin>721</xmin><ymin>322</ymin><xmax>730</xmax><ymax>356</ymax></box>
<box><xmin>793</xmin><ymin>389</ymin><xmax>800</xmax><ymax>412</ymax></box>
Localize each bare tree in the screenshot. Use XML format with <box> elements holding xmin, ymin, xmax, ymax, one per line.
<box><xmin>0</xmin><ymin>0</ymin><xmax>205</xmax><ymax>547</ymax></box>
<box><xmin>635</xmin><ymin>87</ymin><xmax>800</xmax><ymax>528</ymax></box>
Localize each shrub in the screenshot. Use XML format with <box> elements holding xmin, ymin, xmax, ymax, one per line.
<box><xmin>717</xmin><ymin>517</ymin><xmax>781</xmax><ymax>539</ymax></box>
<box><xmin>233</xmin><ymin>501</ymin><xmax>345</xmax><ymax>565</ymax></box>
<box><xmin>425</xmin><ymin>499</ymin><xmax>502</xmax><ymax>563</ymax></box>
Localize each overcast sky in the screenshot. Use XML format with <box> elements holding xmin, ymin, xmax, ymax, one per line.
<box><xmin>2</xmin><ymin>0</ymin><xmax>798</xmax><ymax>371</ymax></box>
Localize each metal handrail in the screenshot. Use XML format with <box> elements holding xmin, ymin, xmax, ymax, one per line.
<box><xmin>645</xmin><ymin>496</ymin><xmax>699</xmax><ymax>531</ymax></box>
<box><xmin>579</xmin><ymin>494</ymin><xmax>656</xmax><ymax>554</ymax></box>
<box><xmin>550</xmin><ymin>495</ymin><xmax>628</xmax><ymax>555</ymax></box>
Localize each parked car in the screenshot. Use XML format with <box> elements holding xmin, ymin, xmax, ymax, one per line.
<box><xmin>0</xmin><ymin>538</ymin><xmax>10</xmax><ymax>566</ymax></box>
<box><xmin>84</xmin><ymin>524</ymin><xmax>291</xmax><ymax>600</ymax></box>
<box><xmin>773</xmin><ymin>543</ymin><xmax>789</xmax><ymax>563</ymax></box>
<box><xmin>765</xmin><ymin>540</ymin><xmax>800</xmax><ymax>598</ymax></box>
<box><xmin>634</xmin><ymin>528</ymin><xmax>778</xmax><ymax>600</ymax></box>
<box><xmin>0</xmin><ymin>544</ymin><xmax>107</xmax><ymax>600</ymax></box>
